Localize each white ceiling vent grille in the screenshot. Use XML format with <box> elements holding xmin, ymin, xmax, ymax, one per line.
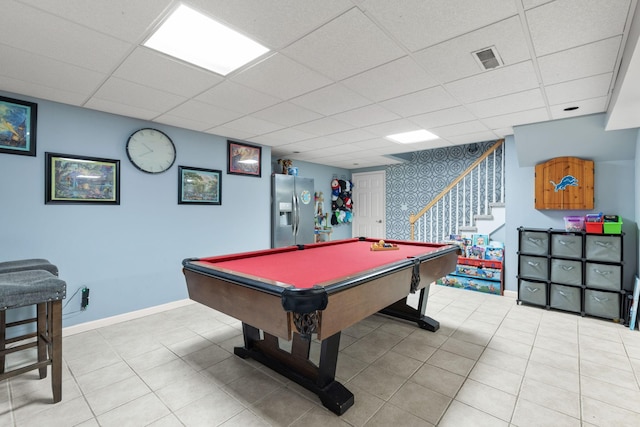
<box><xmin>472</xmin><ymin>46</ymin><xmax>503</xmax><ymax>70</ymax></box>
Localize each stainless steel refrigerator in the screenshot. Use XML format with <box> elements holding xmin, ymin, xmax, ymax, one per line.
<box><xmin>271</xmin><ymin>174</ymin><xmax>315</xmax><ymax>248</ymax></box>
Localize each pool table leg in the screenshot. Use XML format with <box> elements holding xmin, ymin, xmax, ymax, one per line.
<box><xmin>234</xmin><ymin>324</ymin><xmax>354</xmax><ymax>415</ymax></box>
<box><xmin>378</xmin><ymin>285</ymin><xmax>440</xmax><ymax>332</ymax></box>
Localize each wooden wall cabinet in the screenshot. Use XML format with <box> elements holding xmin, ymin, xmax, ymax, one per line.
<box><xmin>535</xmin><ymin>157</ymin><xmax>594</xmax><ymax>210</ymax></box>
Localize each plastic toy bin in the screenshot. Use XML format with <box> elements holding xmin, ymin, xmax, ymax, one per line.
<box><xmin>564</xmin><ymin>216</ymin><xmax>584</xmax><ymax>232</ymax></box>
<box><xmin>585</xmin><ymin>221</ymin><xmax>603</xmax><ymax>234</ymax></box>
<box><xmin>603</xmin><ymin>219</ymin><xmax>623</xmax><ymax>234</ymax></box>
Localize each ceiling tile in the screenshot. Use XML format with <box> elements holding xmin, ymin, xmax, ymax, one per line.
<box><xmin>290</xmin><ymin>84</ymin><xmax>371</xmax><ymax>115</ymax></box>
<box><xmin>0</xmin><ymin>75</ymin><xmax>88</xmax><ymax>106</ymax></box>
<box><xmin>444</xmin><ymin>61</ymin><xmax>540</xmax><ymax>103</ymax></box>
<box><xmin>292</xmin><ymin>117</ymin><xmax>353</xmax><ymax>136</ymax></box>
<box><xmin>545</xmin><ymin>73</ymin><xmax>613</xmax><ymax>105</ymax></box>
<box><xmin>538</xmin><ymin>37</ymin><xmax>622</xmax><ymax>85</ymax></box>
<box><xmin>413</xmin><ymin>16</ymin><xmax>531</xmax><ymax>84</ymax></box>
<box><xmin>282</xmin><ymin>8</ymin><xmax>405</xmax><ymax>80</ymax></box>
<box><xmin>223</xmin><ymin>115</ymin><xmax>284</xmax><ymax>135</ymax></box>
<box><xmin>330</xmin><ymin>129</ymin><xmax>378</xmax><ymax>143</ymax></box>
<box><xmin>380</xmin><ymin>86</ymin><xmax>460</xmax><ymax>117</ymax></box>
<box><xmin>482</xmin><ymin>108</ymin><xmax>549</xmax><ymax>129</ymax></box>
<box><xmin>341</xmin><ymin>56</ymin><xmax>439</xmax><ymax>102</ymax></box>
<box><xmin>331</xmin><ymin>104</ymin><xmax>400</xmax><ymax>127</ymax></box>
<box><xmin>188</xmin><ymin>0</ymin><xmax>353</xmax><ymax>49</ymax></box>
<box><xmin>3</xmin><ymin>1</ymin><xmax>132</xmax><ymax>73</ymax></box>
<box><xmin>409</xmin><ymin>106</ymin><xmax>477</xmax><ymax>129</ymax></box>
<box><xmin>431</xmin><ymin>120</ymin><xmax>490</xmax><ymax>138</ymax></box>
<box><xmin>549</xmin><ymin>96</ymin><xmax>608</xmax><ymax>119</ymax></box>
<box><xmin>206</xmin><ymin>125</ymin><xmax>258</xmax><ymax>141</ymax></box>
<box><xmin>493</xmin><ymin>127</ymin><xmax>514</xmax><ymax>137</ymax></box>
<box><xmin>83</xmin><ymin>98</ymin><xmax>159</xmax><ymax>121</ymax></box>
<box><xmin>0</xmin><ymin>44</ymin><xmax>105</xmax><ymax>96</ymax></box>
<box><xmin>18</xmin><ymin>0</ymin><xmax>172</xmax><ymax>42</ymax></box>
<box><xmin>252</xmin><ymin>128</ymin><xmax>316</xmax><ymax>145</ymax></box>
<box><xmin>195</xmin><ymin>80</ymin><xmax>280</xmax><ymax>114</ymax></box>
<box><xmin>361</xmin><ymin>0</ymin><xmax>517</xmax><ymax>52</ymax></box>
<box><xmin>250</xmin><ymin>102</ymin><xmax>323</xmax><ymax>127</ymax></box>
<box><xmin>361</xmin><ymin>119</ymin><xmax>424</xmax><ymax>137</ymax></box>
<box><xmin>231</xmin><ymin>53</ymin><xmax>332</xmax><ymax>100</ymax></box>
<box><xmin>154</xmin><ymin>114</ymin><xmax>217</xmax><ymax>132</ymax></box>
<box><xmin>465</xmin><ymin>89</ymin><xmax>546</xmax><ymax>118</ymax></box>
<box><xmin>114</xmin><ymin>48</ymin><xmax>223</xmax><ymax>98</ymax></box>
<box><xmin>92</xmin><ymin>77</ymin><xmax>186</xmax><ymax>112</ymax></box>
<box><xmin>163</xmin><ymin>99</ymin><xmax>244</xmax><ymax>127</ymax></box>
<box><xmin>446</xmin><ymin>131</ymin><xmax>500</xmax><ymax>145</ymax></box>
<box><xmin>526</xmin><ymin>0</ymin><xmax>631</xmax><ymax>56</ymax></box>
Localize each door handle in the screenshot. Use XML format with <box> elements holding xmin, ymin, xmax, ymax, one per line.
<box><xmin>376</xmin><ymin>220</ymin><xmax>382</xmax><ymax>223</ymax></box>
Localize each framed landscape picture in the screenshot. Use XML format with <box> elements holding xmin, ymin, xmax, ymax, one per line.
<box><xmin>227</xmin><ymin>140</ymin><xmax>261</xmax><ymax>177</ymax></box>
<box><xmin>0</xmin><ymin>95</ymin><xmax>38</xmax><ymax>156</ymax></box>
<box><xmin>45</xmin><ymin>152</ymin><xmax>120</xmax><ymax>204</ymax></box>
<box><xmin>178</xmin><ymin>166</ymin><xmax>221</xmax><ymax>205</ymax></box>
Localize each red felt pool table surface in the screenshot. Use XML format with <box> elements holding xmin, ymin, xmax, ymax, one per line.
<box><xmin>197</xmin><ymin>238</ymin><xmax>451</xmax><ymax>289</ymax></box>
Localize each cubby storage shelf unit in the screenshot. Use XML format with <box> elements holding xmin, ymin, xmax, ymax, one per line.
<box><xmin>517</xmin><ymin>227</ymin><xmax>625</xmax><ymax>323</ymax></box>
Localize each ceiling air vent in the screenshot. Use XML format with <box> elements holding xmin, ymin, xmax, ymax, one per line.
<box><xmin>472</xmin><ymin>46</ymin><xmax>503</xmax><ymax>70</ymax></box>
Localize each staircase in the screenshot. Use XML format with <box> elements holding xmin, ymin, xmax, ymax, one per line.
<box><xmin>410</xmin><ymin>140</ymin><xmax>505</xmax><ymax>243</ymax></box>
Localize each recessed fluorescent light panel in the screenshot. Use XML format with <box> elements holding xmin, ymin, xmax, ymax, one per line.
<box><xmin>386</xmin><ymin>130</ymin><xmax>439</xmax><ymax>144</ymax></box>
<box><xmin>144</xmin><ymin>4</ymin><xmax>269</xmax><ymax>76</ymax></box>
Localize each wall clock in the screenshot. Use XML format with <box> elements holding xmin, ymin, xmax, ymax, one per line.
<box><xmin>126</xmin><ymin>128</ymin><xmax>176</xmax><ymax>174</ymax></box>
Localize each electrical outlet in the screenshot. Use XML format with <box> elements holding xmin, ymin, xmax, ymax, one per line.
<box><xmin>81</xmin><ymin>287</ymin><xmax>90</xmax><ymax>310</ymax></box>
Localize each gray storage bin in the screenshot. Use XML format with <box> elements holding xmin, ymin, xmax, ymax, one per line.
<box><xmin>585</xmin><ymin>262</ymin><xmax>622</xmax><ymax>291</ymax></box>
<box><xmin>551</xmin><ymin>233</ymin><xmax>583</xmax><ymax>259</ymax></box>
<box><xmin>550</xmin><ymin>284</ymin><xmax>581</xmax><ymax>313</ymax></box>
<box><xmin>520</xmin><ymin>231</ymin><xmax>549</xmax><ymax>255</ymax></box>
<box><xmin>550</xmin><ymin>258</ymin><xmax>582</xmax><ymax>286</ymax></box>
<box><xmin>519</xmin><ymin>279</ymin><xmax>547</xmax><ymax>306</ymax></box>
<box><xmin>585</xmin><ymin>235</ymin><xmax>622</xmax><ymax>263</ymax></box>
<box><xmin>519</xmin><ymin>255</ymin><xmax>548</xmax><ymax>281</ymax></box>
<box><xmin>584</xmin><ymin>289</ymin><xmax>620</xmax><ymax>319</ymax></box>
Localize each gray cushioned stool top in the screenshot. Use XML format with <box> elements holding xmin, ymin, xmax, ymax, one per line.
<box><xmin>0</xmin><ymin>259</ymin><xmax>58</xmax><ymax>276</ymax></box>
<box><xmin>0</xmin><ymin>270</ymin><xmax>66</xmax><ymax>309</ymax></box>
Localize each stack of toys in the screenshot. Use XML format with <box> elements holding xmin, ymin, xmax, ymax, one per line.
<box><xmin>437</xmin><ymin>234</ymin><xmax>504</xmax><ymax>295</ymax></box>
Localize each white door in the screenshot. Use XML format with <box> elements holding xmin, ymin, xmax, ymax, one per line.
<box><xmin>352</xmin><ymin>171</ymin><xmax>386</xmax><ymax>238</ymax></box>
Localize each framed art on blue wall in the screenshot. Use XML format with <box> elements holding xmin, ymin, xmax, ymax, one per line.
<box><xmin>45</xmin><ymin>152</ymin><xmax>120</xmax><ymax>204</ymax></box>
<box><xmin>227</xmin><ymin>140</ymin><xmax>261</xmax><ymax>177</ymax></box>
<box><xmin>0</xmin><ymin>95</ymin><xmax>38</xmax><ymax>157</ymax></box>
<box><xmin>178</xmin><ymin>166</ymin><xmax>221</xmax><ymax>205</ymax></box>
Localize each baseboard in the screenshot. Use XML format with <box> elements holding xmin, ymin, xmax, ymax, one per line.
<box><xmin>62</xmin><ymin>299</ymin><xmax>195</xmax><ymax>337</ymax></box>
<box><xmin>503</xmin><ymin>290</ymin><xmax>517</xmax><ymax>299</ymax></box>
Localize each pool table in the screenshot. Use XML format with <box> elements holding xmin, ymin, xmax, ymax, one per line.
<box><xmin>182</xmin><ymin>237</ymin><xmax>458</xmax><ymax>415</ymax></box>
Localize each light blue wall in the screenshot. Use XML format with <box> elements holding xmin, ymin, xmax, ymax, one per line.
<box><xmin>0</xmin><ymin>91</ymin><xmax>350</xmax><ymax>327</ymax></box>
<box><xmin>505</xmin><ymin>116</ymin><xmax>639</xmax><ymax>292</ymax></box>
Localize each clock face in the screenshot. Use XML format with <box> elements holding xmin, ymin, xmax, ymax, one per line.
<box><xmin>126</xmin><ymin>128</ymin><xmax>176</xmax><ymax>174</ymax></box>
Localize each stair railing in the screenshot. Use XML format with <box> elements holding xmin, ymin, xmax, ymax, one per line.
<box><xmin>409</xmin><ymin>139</ymin><xmax>504</xmax><ymax>242</ymax></box>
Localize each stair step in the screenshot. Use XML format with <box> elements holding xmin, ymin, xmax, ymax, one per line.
<box><xmin>475</xmin><ymin>214</ymin><xmax>493</xmax><ymax>220</ymax></box>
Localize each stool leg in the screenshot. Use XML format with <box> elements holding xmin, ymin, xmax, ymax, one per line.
<box><xmin>0</xmin><ymin>310</ymin><xmax>5</xmax><ymax>374</ymax></box>
<box><xmin>37</xmin><ymin>303</ymin><xmax>47</xmax><ymax>379</ymax></box>
<box><xmin>51</xmin><ymin>300</ymin><xmax>62</xmax><ymax>403</ymax></box>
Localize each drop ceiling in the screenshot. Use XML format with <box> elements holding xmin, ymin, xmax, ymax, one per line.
<box><xmin>1</xmin><ymin>0</ymin><xmax>639</xmax><ymax>169</ymax></box>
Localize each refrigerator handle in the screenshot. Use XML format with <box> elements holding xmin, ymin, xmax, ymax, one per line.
<box><xmin>292</xmin><ymin>194</ymin><xmax>298</xmax><ymax>236</ymax></box>
<box><xmin>294</xmin><ymin>194</ymin><xmax>300</xmax><ymax>236</ymax></box>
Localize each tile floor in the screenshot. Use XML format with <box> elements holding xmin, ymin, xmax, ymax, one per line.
<box><xmin>2</xmin><ymin>285</ymin><xmax>640</xmax><ymax>426</ymax></box>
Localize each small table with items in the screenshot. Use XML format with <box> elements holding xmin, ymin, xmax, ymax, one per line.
<box><xmin>182</xmin><ymin>237</ymin><xmax>458</xmax><ymax>415</ymax></box>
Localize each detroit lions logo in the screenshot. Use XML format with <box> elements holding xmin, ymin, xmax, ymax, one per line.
<box><xmin>550</xmin><ymin>175</ymin><xmax>579</xmax><ymax>192</ymax></box>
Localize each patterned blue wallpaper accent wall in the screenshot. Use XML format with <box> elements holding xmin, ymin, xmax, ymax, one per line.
<box><xmin>386</xmin><ymin>140</ymin><xmax>500</xmax><ymax>240</ymax></box>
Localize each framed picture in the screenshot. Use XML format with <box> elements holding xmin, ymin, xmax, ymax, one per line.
<box><xmin>45</xmin><ymin>152</ymin><xmax>120</xmax><ymax>204</ymax></box>
<box><xmin>0</xmin><ymin>95</ymin><xmax>38</xmax><ymax>157</ymax></box>
<box><xmin>178</xmin><ymin>166</ymin><xmax>221</xmax><ymax>205</ymax></box>
<box><xmin>227</xmin><ymin>140</ymin><xmax>261</xmax><ymax>177</ymax></box>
